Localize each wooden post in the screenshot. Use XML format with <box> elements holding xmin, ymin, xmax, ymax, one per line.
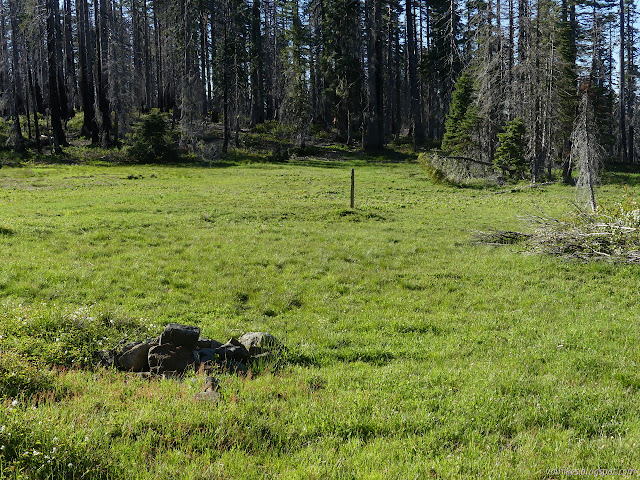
<box><xmin>350</xmin><ymin>168</ymin><xmax>355</xmax><ymax>209</ymax></box>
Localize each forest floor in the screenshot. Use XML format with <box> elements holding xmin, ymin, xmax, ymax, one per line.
<box><xmin>2</xmin><ymin>157</ymin><xmax>640</xmax><ymax>478</ymax></box>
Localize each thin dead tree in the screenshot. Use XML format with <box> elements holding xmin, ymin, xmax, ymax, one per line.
<box><xmin>572</xmin><ymin>91</ymin><xmax>605</xmax><ymax>212</ymax></box>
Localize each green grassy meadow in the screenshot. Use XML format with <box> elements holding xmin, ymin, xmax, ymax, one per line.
<box><xmin>2</xmin><ymin>158</ymin><xmax>640</xmax><ymax>478</ymax></box>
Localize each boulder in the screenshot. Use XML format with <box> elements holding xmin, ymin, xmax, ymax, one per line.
<box><xmin>116</xmin><ymin>342</ymin><xmax>151</xmax><ymax>372</ymax></box>
<box><xmin>148</xmin><ymin>344</ymin><xmax>196</xmax><ymax>375</ymax></box>
<box><xmin>238</xmin><ymin>332</ymin><xmax>280</xmax><ymax>356</ymax></box>
<box><xmin>159</xmin><ymin>323</ymin><xmax>200</xmax><ymax>350</ymax></box>
<box><xmin>214</xmin><ymin>338</ymin><xmax>250</xmax><ymax>362</ymax></box>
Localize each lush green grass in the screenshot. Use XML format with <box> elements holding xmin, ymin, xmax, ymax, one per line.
<box><xmin>2</xmin><ymin>159</ymin><xmax>640</xmax><ymax>478</ymax></box>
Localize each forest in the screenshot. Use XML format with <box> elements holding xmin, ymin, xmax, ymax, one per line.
<box><xmin>0</xmin><ymin>0</ymin><xmax>638</xmax><ymax>180</ymax></box>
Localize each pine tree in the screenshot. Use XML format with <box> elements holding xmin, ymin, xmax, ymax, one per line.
<box><xmin>494</xmin><ymin>117</ymin><xmax>526</xmax><ymax>178</ymax></box>
<box><xmin>441</xmin><ymin>70</ymin><xmax>477</xmax><ymax>155</ymax></box>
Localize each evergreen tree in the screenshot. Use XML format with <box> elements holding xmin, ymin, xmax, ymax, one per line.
<box><xmin>441</xmin><ymin>70</ymin><xmax>478</xmax><ymax>155</ymax></box>
<box><xmin>494</xmin><ymin>116</ymin><xmax>526</xmax><ymax>177</ymax></box>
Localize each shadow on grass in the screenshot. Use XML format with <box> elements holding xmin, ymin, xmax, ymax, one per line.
<box><xmin>334</xmin><ymin>350</ymin><xmax>395</xmax><ymax>366</ymax></box>
<box><xmin>3</xmin><ymin>136</ymin><xmax>421</xmax><ymax>170</ymax></box>
<box><xmin>602</xmin><ymin>162</ymin><xmax>640</xmax><ymax>187</ymax></box>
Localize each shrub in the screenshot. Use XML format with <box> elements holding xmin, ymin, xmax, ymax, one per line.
<box><xmin>128</xmin><ymin>114</ymin><xmax>177</xmax><ymax>163</ymax></box>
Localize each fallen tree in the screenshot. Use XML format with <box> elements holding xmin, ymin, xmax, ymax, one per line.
<box><xmin>474</xmin><ymin>199</ymin><xmax>640</xmax><ymax>263</ymax></box>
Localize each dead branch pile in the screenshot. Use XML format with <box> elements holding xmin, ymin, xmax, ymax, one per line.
<box><xmin>472</xmin><ymin>230</ymin><xmax>532</xmax><ymax>245</ymax></box>
<box><xmin>474</xmin><ymin>205</ymin><xmax>640</xmax><ymax>263</ymax></box>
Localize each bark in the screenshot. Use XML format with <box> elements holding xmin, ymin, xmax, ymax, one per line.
<box><xmin>8</xmin><ymin>0</ymin><xmax>24</xmax><ymax>152</ymax></box>
<box><xmin>46</xmin><ymin>0</ymin><xmax>68</xmax><ymax>152</ymax></box>
<box><xmin>27</xmin><ymin>62</ymin><xmax>41</xmax><ymax>152</ymax></box>
<box><xmin>77</xmin><ymin>0</ymin><xmax>99</xmax><ymax>142</ymax></box>
<box><xmin>363</xmin><ymin>0</ymin><xmax>384</xmax><ymax>150</ymax></box>
<box><xmin>406</xmin><ymin>0</ymin><xmax>423</xmax><ymax>147</ymax></box>
<box><xmin>144</xmin><ymin>0</ymin><xmax>152</xmax><ymax>111</ymax></box>
<box><xmin>250</xmin><ymin>0</ymin><xmax>265</xmax><ymax>126</ymax></box>
<box><xmin>222</xmin><ymin>0</ymin><xmax>230</xmax><ymax>153</ymax></box>
<box><xmin>153</xmin><ymin>2</ymin><xmax>164</xmax><ymax>111</ymax></box>
<box><xmin>94</xmin><ymin>0</ymin><xmax>112</xmax><ymax>146</ymax></box>
<box><xmin>620</xmin><ymin>0</ymin><xmax>628</xmax><ymax>162</ymax></box>
<box><xmin>63</xmin><ymin>0</ymin><xmax>78</xmax><ymax>109</ymax></box>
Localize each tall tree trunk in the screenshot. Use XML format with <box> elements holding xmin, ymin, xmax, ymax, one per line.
<box><xmin>144</xmin><ymin>0</ymin><xmax>152</xmax><ymax>111</ymax></box>
<box><xmin>620</xmin><ymin>0</ymin><xmax>628</xmax><ymax>162</ymax></box>
<box><xmin>200</xmin><ymin>12</ymin><xmax>208</xmax><ymax>116</ymax></box>
<box><xmin>63</xmin><ymin>0</ymin><xmax>78</xmax><ymax>110</ymax></box>
<box><xmin>406</xmin><ymin>0</ymin><xmax>423</xmax><ymax>147</ymax></box>
<box><xmin>46</xmin><ymin>0</ymin><xmax>67</xmax><ymax>153</ymax></box>
<box><xmin>77</xmin><ymin>0</ymin><xmax>99</xmax><ymax>142</ymax></box>
<box><xmin>54</xmin><ymin>0</ymin><xmax>69</xmax><ymax>121</ymax></box>
<box><xmin>0</xmin><ymin>0</ymin><xmax>6</xmax><ymax>118</ymax></box>
<box><xmin>518</xmin><ymin>0</ymin><xmax>527</xmax><ymax>61</ymax></box>
<box><xmin>8</xmin><ymin>0</ymin><xmax>24</xmax><ymax>152</ymax></box>
<box><xmin>250</xmin><ymin>0</ymin><xmax>265</xmax><ymax>126</ymax></box>
<box><xmin>363</xmin><ymin>0</ymin><xmax>384</xmax><ymax>150</ymax></box>
<box><xmin>94</xmin><ymin>0</ymin><xmax>112</xmax><ymax>146</ymax></box>
<box><xmin>222</xmin><ymin>0</ymin><xmax>230</xmax><ymax>152</ymax></box>
<box><xmin>154</xmin><ymin>3</ymin><xmax>164</xmax><ymax>111</ymax></box>
<box><xmin>27</xmin><ymin>59</ymin><xmax>41</xmax><ymax>153</ymax></box>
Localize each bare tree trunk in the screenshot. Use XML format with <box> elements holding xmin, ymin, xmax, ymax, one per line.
<box><xmin>0</xmin><ymin>0</ymin><xmax>6</xmax><ymax>118</ymax></box>
<box><xmin>8</xmin><ymin>0</ymin><xmax>24</xmax><ymax>152</ymax></box>
<box><xmin>222</xmin><ymin>0</ymin><xmax>230</xmax><ymax>153</ymax></box>
<box><xmin>363</xmin><ymin>0</ymin><xmax>384</xmax><ymax>150</ymax></box>
<box><xmin>143</xmin><ymin>0</ymin><xmax>152</xmax><ymax>112</ymax></box>
<box><xmin>250</xmin><ymin>0</ymin><xmax>265</xmax><ymax>126</ymax></box>
<box><xmin>46</xmin><ymin>0</ymin><xmax>67</xmax><ymax>153</ymax></box>
<box><xmin>573</xmin><ymin>93</ymin><xmax>602</xmax><ymax>212</ymax></box>
<box><xmin>27</xmin><ymin>62</ymin><xmax>41</xmax><ymax>153</ymax></box>
<box><xmin>200</xmin><ymin>12</ymin><xmax>208</xmax><ymax>116</ymax></box>
<box><xmin>94</xmin><ymin>0</ymin><xmax>112</xmax><ymax>146</ymax></box>
<box><xmin>620</xmin><ymin>0</ymin><xmax>628</xmax><ymax>163</ymax></box>
<box><xmin>77</xmin><ymin>0</ymin><xmax>99</xmax><ymax>142</ymax></box>
<box><xmin>406</xmin><ymin>0</ymin><xmax>423</xmax><ymax>148</ymax></box>
<box><xmin>153</xmin><ymin>3</ymin><xmax>163</xmax><ymax>111</ymax></box>
<box><xmin>63</xmin><ymin>0</ymin><xmax>78</xmax><ymax>110</ymax></box>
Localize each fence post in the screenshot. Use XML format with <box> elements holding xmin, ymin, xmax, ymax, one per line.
<box><xmin>350</xmin><ymin>168</ymin><xmax>355</xmax><ymax>209</ymax></box>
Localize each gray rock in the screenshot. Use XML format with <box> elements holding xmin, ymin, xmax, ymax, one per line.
<box><xmin>194</xmin><ymin>390</ymin><xmax>220</xmax><ymax>402</ymax></box>
<box><xmin>95</xmin><ymin>349</ymin><xmax>117</xmax><ymax>368</ymax></box>
<box><xmin>238</xmin><ymin>332</ymin><xmax>280</xmax><ymax>356</ymax></box>
<box><xmin>194</xmin><ymin>376</ymin><xmax>220</xmax><ymax>401</ymax></box>
<box><xmin>148</xmin><ymin>344</ymin><xmax>196</xmax><ymax>375</ymax></box>
<box><xmin>214</xmin><ymin>338</ymin><xmax>250</xmax><ymax>362</ymax></box>
<box><xmin>116</xmin><ymin>342</ymin><xmax>151</xmax><ymax>372</ymax></box>
<box><xmin>203</xmin><ymin>376</ymin><xmax>219</xmax><ymax>392</ymax></box>
<box><xmin>159</xmin><ymin>323</ymin><xmax>200</xmax><ymax>350</ymax></box>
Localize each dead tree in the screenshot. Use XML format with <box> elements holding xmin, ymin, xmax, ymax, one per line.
<box><xmin>572</xmin><ymin>92</ymin><xmax>604</xmax><ymax>212</ymax></box>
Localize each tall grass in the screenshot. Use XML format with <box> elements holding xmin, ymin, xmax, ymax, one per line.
<box><xmin>1</xmin><ymin>160</ymin><xmax>640</xmax><ymax>478</ymax></box>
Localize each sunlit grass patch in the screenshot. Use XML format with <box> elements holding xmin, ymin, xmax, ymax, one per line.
<box><xmin>1</xmin><ymin>161</ymin><xmax>640</xmax><ymax>477</ymax></box>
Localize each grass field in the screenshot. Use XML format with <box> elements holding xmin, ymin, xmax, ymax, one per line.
<box><xmin>2</xmin><ymin>157</ymin><xmax>640</xmax><ymax>479</ymax></box>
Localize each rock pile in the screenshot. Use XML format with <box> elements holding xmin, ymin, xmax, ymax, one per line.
<box><xmin>96</xmin><ymin>323</ymin><xmax>280</xmax><ymax>376</ymax></box>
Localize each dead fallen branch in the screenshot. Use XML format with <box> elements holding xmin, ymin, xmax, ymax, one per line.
<box><xmin>474</xmin><ymin>205</ymin><xmax>640</xmax><ymax>263</ymax></box>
